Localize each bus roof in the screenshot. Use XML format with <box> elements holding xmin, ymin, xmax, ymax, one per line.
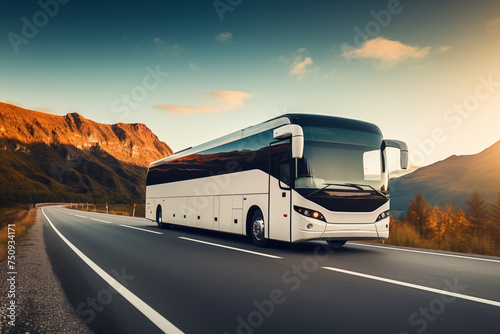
<box><xmin>148</xmin><ymin>113</ymin><xmax>382</xmax><ymax>168</ymax></box>
<box><xmin>285</xmin><ymin>113</ymin><xmax>382</xmax><ymax>135</ymax></box>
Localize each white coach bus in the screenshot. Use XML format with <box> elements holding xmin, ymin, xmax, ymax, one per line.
<box><xmin>146</xmin><ymin>114</ymin><xmax>408</xmax><ymax>247</ymax></box>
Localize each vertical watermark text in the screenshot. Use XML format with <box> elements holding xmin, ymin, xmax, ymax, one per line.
<box><xmin>6</xmin><ymin>223</ymin><xmax>17</xmax><ymax>327</ymax></box>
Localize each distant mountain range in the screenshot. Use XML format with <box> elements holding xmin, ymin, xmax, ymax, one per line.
<box><xmin>390</xmin><ymin>140</ymin><xmax>500</xmax><ymax>214</ymax></box>
<box><xmin>0</xmin><ymin>102</ymin><xmax>172</xmax><ymax>206</ymax></box>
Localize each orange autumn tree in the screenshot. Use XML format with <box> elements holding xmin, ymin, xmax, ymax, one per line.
<box><xmin>403</xmin><ymin>192</ymin><xmax>432</xmax><ymax>237</ymax></box>
<box><xmin>426</xmin><ymin>200</ymin><xmax>471</xmax><ymax>248</ymax></box>
<box><xmin>392</xmin><ymin>192</ymin><xmax>499</xmax><ymax>256</ymax></box>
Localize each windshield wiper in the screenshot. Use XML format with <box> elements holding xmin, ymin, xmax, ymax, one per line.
<box><xmin>306</xmin><ymin>183</ymin><xmax>388</xmax><ymax>198</ymax></box>
<box><xmin>306</xmin><ymin>183</ymin><xmax>357</xmax><ymax>197</ymax></box>
<box><xmin>345</xmin><ymin>183</ymin><xmax>388</xmax><ymax>199</ymax></box>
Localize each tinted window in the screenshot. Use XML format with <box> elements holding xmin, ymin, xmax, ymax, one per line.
<box><xmin>146</xmin><ymin>130</ymin><xmax>273</xmax><ymax>186</ymax></box>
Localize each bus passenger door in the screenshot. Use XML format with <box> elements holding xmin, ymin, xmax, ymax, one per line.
<box><xmin>269</xmin><ymin>140</ymin><xmax>292</xmax><ymax>242</ymax></box>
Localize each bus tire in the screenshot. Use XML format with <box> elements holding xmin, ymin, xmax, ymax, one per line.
<box><xmin>251</xmin><ymin>209</ymin><xmax>267</xmax><ymax>247</ymax></box>
<box><xmin>156</xmin><ymin>205</ymin><xmax>167</xmax><ymax>229</ymax></box>
<box><xmin>326</xmin><ymin>240</ymin><xmax>346</xmax><ymax>248</ymax></box>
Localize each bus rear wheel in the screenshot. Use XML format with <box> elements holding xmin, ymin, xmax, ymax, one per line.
<box><xmin>251</xmin><ymin>210</ymin><xmax>267</xmax><ymax>247</ymax></box>
<box><xmin>326</xmin><ymin>240</ymin><xmax>347</xmax><ymax>248</ymax></box>
<box><xmin>156</xmin><ymin>206</ymin><xmax>167</xmax><ymax>229</ymax></box>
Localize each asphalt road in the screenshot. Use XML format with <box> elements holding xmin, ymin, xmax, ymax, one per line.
<box><xmin>42</xmin><ymin>206</ymin><xmax>500</xmax><ymax>334</ymax></box>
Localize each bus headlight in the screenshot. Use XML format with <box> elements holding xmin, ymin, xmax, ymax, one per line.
<box><xmin>376</xmin><ymin>210</ymin><xmax>390</xmax><ymax>222</ymax></box>
<box><xmin>294</xmin><ymin>206</ymin><xmax>326</xmax><ymax>222</ymax></box>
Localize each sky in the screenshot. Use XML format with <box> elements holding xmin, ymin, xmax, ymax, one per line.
<box><xmin>1</xmin><ymin>0</ymin><xmax>499</xmax><ymax>173</ymax></box>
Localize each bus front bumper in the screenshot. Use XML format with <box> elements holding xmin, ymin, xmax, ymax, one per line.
<box><xmin>293</xmin><ymin>216</ymin><xmax>390</xmax><ymax>243</ymax></box>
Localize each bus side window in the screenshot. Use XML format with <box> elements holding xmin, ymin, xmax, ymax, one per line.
<box><xmin>278</xmin><ymin>157</ymin><xmax>291</xmax><ymax>187</ymax></box>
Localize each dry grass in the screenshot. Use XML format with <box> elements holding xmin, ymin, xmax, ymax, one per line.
<box><xmin>385</xmin><ymin>223</ymin><xmax>437</xmax><ymax>249</ymax></box>
<box><xmin>368</xmin><ymin>220</ymin><xmax>500</xmax><ymax>257</ymax></box>
<box><xmin>457</xmin><ymin>233</ymin><xmax>500</xmax><ymax>256</ymax></box>
<box><xmin>0</xmin><ymin>208</ymin><xmax>37</xmax><ymax>261</ymax></box>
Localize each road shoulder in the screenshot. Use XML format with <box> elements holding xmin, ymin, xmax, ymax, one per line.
<box><xmin>0</xmin><ymin>208</ymin><xmax>92</xmax><ymax>333</ymax></box>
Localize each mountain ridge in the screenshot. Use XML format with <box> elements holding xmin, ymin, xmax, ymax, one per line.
<box><xmin>0</xmin><ymin>103</ymin><xmax>172</xmax><ymax>167</ymax></box>
<box><xmin>390</xmin><ymin>140</ymin><xmax>500</xmax><ymax>213</ymax></box>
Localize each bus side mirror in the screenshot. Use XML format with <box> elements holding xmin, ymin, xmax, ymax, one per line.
<box><xmin>384</xmin><ymin>139</ymin><xmax>409</xmax><ymax>170</ymax></box>
<box><xmin>274</xmin><ymin>125</ymin><xmax>304</xmax><ymax>159</ymax></box>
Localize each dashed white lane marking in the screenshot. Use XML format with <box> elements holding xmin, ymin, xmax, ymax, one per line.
<box><xmin>179</xmin><ymin>237</ymin><xmax>282</xmax><ymax>259</ymax></box>
<box><xmin>42</xmin><ymin>208</ymin><xmax>183</xmax><ymax>333</ymax></box>
<box><xmin>119</xmin><ymin>224</ymin><xmax>163</xmax><ymax>235</ymax></box>
<box><xmin>90</xmin><ymin>218</ymin><xmax>113</xmax><ymax>224</ymax></box>
<box><xmin>87</xmin><ymin>217</ymin><xmax>161</xmax><ymax>235</ymax></box>
<box><xmin>322</xmin><ymin>266</ymin><xmax>500</xmax><ymax>308</ymax></box>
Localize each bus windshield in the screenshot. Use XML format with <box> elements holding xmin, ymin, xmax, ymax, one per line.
<box><xmin>295</xmin><ymin>126</ymin><xmax>389</xmax><ymax>194</ymax></box>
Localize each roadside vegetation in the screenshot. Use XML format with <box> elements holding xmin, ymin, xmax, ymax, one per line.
<box><xmin>0</xmin><ymin>207</ymin><xmax>37</xmax><ymax>261</ymax></box>
<box><xmin>377</xmin><ymin>191</ymin><xmax>500</xmax><ymax>257</ymax></box>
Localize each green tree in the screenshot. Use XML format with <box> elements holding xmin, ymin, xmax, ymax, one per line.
<box><xmin>489</xmin><ymin>191</ymin><xmax>500</xmax><ymax>242</ymax></box>
<box><xmin>403</xmin><ymin>192</ymin><xmax>432</xmax><ymax>237</ymax></box>
<box><xmin>465</xmin><ymin>191</ymin><xmax>489</xmax><ymax>233</ymax></box>
<box><xmin>490</xmin><ymin>192</ymin><xmax>500</xmax><ymax>223</ymax></box>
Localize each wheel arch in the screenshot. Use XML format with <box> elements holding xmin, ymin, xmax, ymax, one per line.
<box><xmin>245</xmin><ymin>205</ymin><xmax>262</xmax><ymax>237</ymax></box>
<box><xmin>156</xmin><ymin>204</ymin><xmax>162</xmax><ymax>222</ymax></box>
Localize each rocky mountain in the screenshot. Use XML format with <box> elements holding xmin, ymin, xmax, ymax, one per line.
<box><xmin>0</xmin><ymin>102</ymin><xmax>172</xmax><ymax>206</ymax></box>
<box><xmin>390</xmin><ymin>140</ymin><xmax>500</xmax><ymax>215</ymax></box>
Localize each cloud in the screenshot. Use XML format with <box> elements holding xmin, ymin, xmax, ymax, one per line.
<box><xmin>164</xmin><ymin>43</ymin><xmax>183</xmax><ymax>56</ymax></box>
<box><xmin>343</xmin><ymin>37</ymin><xmax>431</xmax><ymax>67</ymax></box>
<box><xmin>279</xmin><ymin>48</ymin><xmax>319</xmax><ymax>79</ymax></box>
<box><xmin>154</xmin><ymin>90</ymin><xmax>252</xmax><ymax>115</ymax></box>
<box><xmin>189</xmin><ymin>62</ymin><xmax>198</xmax><ymax>70</ymax></box>
<box><xmin>4</xmin><ymin>100</ymin><xmax>54</xmax><ymax>113</ymax></box>
<box><xmin>5</xmin><ymin>100</ymin><xmax>23</xmax><ymax>107</ymax></box>
<box><xmin>36</xmin><ymin>107</ymin><xmax>53</xmax><ymax>114</ymax></box>
<box><xmin>215</xmin><ymin>31</ymin><xmax>232</xmax><ymax>42</ymax></box>
<box><xmin>436</xmin><ymin>45</ymin><xmax>452</xmax><ymax>54</ymax></box>
<box><xmin>486</xmin><ymin>17</ymin><xmax>500</xmax><ymax>27</ymax></box>
<box><xmin>290</xmin><ymin>57</ymin><xmax>315</xmax><ymax>78</ymax></box>
<box><xmin>153</xmin><ymin>37</ymin><xmax>183</xmax><ymax>56</ymax></box>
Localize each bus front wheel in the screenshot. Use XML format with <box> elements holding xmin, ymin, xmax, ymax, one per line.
<box><xmin>326</xmin><ymin>240</ymin><xmax>347</xmax><ymax>248</ymax></box>
<box><xmin>251</xmin><ymin>210</ymin><xmax>267</xmax><ymax>247</ymax></box>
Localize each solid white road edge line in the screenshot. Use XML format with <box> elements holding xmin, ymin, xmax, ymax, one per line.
<box><xmin>322</xmin><ymin>266</ymin><xmax>500</xmax><ymax>308</ymax></box>
<box><xmin>42</xmin><ymin>208</ymin><xmax>183</xmax><ymax>334</ymax></box>
<box><xmin>119</xmin><ymin>224</ymin><xmax>163</xmax><ymax>235</ymax></box>
<box><xmin>179</xmin><ymin>237</ymin><xmax>283</xmax><ymax>259</ymax></box>
<box><xmin>90</xmin><ymin>218</ymin><xmax>113</xmax><ymax>224</ymax></box>
<box><xmin>351</xmin><ymin>242</ymin><xmax>500</xmax><ymax>263</ymax></box>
